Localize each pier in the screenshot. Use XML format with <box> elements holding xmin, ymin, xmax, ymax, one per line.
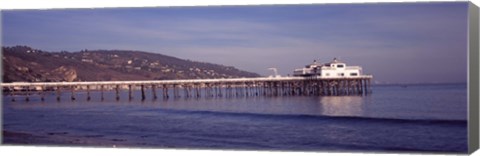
<box><xmin>1</xmin><ymin>76</ymin><xmax>372</xmax><ymax>102</ymax></box>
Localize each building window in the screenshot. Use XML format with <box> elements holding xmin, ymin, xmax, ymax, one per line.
<box><xmin>326</xmin><ymin>73</ymin><xmax>330</xmax><ymax>76</ymax></box>
<box><xmin>350</xmin><ymin>73</ymin><xmax>358</xmax><ymax>76</ymax></box>
<box><xmin>337</xmin><ymin>64</ymin><xmax>344</xmax><ymax>68</ymax></box>
<box><xmin>338</xmin><ymin>73</ymin><xmax>344</xmax><ymax>76</ymax></box>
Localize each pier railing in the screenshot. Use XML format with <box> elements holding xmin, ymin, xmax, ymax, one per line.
<box><xmin>2</xmin><ymin>76</ymin><xmax>373</xmax><ymax>101</ymax></box>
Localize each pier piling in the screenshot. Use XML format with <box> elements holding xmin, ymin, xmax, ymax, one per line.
<box><xmin>25</xmin><ymin>86</ymin><xmax>30</xmax><ymax>102</ymax></box>
<box><xmin>128</xmin><ymin>85</ymin><xmax>133</xmax><ymax>101</ymax></box>
<box><xmin>86</xmin><ymin>85</ymin><xmax>91</xmax><ymax>101</ymax></box>
<box><xmin>100</xmin><ymin>85</ymin><xmax>104</xmax><ymax>101</ymax></box>
<box><xmin>115</xmin><ymin>85</ymin><xmax>120</xmax><ymax>101</ymax></box>
<box><xmin>56</xmin><ymin>86</ymin><xmax>61</xmax><ymax>101</ymax></box>
<box><xmin>71</xmin><ymin>86</ymin><xmax>76</xmax><ymax>101</ymax></box>
<box><xmin>10</xmin><ymin>87</ymin><xmax>15</xmax><ymax>102</ymax></box>
<box><xmin>152</xmin><ymin>84</ymin><xmax>157</xmax><ymax>100</ymax></box>
<box><xmin>141</xmin><ymin>84</ymin><xmax>146</xmax><ymax>101</ymax></box>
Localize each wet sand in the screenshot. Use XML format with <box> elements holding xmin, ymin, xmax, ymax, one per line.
<box><xmin>3</xmin><ymin>130</ymin><xmax>132</xmax><ymax>148</ymax></box>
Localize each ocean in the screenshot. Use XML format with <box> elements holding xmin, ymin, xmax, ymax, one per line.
<box><xmin>2</xmin><ymin>83</ymin><xmax>468</xmax><ymax>153</ymax></box>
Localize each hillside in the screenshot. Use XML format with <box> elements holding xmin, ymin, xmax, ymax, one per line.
<box><xmin>2</xmin><ymin>46</ymin><xmax>260</xmax><ymax>82</ymax></box>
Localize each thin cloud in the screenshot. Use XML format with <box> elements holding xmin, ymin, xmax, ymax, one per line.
<box><xmin>2</xmin><ymin>3</ymin><xmax>469</xmax><ymax>83</ymax></box>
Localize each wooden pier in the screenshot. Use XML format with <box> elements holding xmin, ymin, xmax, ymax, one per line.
<box><xmin>1</xmin><ymin>76</ymin><xmax>372</xmax><ymax>102</ymax></box>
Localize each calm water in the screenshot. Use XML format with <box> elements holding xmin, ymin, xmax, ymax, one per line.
<box><xmin>2</xmin><ymin>83</ymin><xmax>468</xmax><ymax>153</ymax></box>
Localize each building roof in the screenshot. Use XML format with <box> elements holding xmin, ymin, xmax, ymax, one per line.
<box><xmin>305</xmin><ymin>60</ymin><xmax>322</xmax><ymax>68</ymax></box>
<box><xmin>323</xmin><ymin>58</ymin><xmax>344</xmax><ymax>66</ymax></box>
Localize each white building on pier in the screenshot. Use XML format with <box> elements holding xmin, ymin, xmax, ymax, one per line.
<box><xmin>293</xmin><ymin>58</ymin><xmax>363</xmax><ymax>78</ymax></box>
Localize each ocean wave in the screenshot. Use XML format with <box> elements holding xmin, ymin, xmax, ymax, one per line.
<box><xmin>157</xmin><ymin>108</ymin><xmax>467</xmax><ymax>125</ymax></box>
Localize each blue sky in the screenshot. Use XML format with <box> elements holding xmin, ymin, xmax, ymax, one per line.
<box><xmin>2</xmin><ymin>2</ymin><xmax>469</xmax><ymax>84</ymax></box>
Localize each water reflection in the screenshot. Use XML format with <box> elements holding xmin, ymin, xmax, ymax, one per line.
<box><xmin>318</xmin><ymin>96</ymin><xmax>365</xmax><ymax>117</ymax></box>
<box><xmin>4</xmin><ymin>90</ymin><xmax>369</xmax><ymax>118</ymax></box>
<box><xmin>0</xmin><ymin>84</ymin><xmax>422</xmax><ymax>120</ymax></box>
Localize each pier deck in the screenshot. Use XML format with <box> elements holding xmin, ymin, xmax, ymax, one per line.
<box><xmin>2</xmin><ymin>76</ymin><xmax>373</xmax><ymax>101</ymax></box>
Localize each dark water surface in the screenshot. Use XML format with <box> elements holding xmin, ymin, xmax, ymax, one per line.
<box><xmin>2</xmin><ymin>83</ymin><xmax>468</xmax><ymax>153</ymax></box>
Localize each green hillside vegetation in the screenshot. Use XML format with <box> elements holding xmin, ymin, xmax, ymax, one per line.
<box><xmin>2</xmin><ymin>46</ymin><xmax>260</xmax><ymax>82</ymax></box>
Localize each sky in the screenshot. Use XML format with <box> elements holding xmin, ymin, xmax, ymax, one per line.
<box><xmin>1</xmin><ymin>2</ymin><xmax>469</xmax><ymax>84</ymax></box>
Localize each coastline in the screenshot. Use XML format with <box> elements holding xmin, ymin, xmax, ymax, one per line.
<box><xmin>2</xmin><ymin>130</ymin><xmax>131</xmax><ymax>148</ymax></box>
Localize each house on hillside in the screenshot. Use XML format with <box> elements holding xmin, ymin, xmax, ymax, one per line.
<box><xmin>293</xmin><ymin>58</ymin><xmax>363</xmax><ymax>78</ymax></box>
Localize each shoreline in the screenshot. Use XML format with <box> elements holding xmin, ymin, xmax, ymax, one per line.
<box><xmin>2</xmin><ymin>130</ymin><xmax>467</xmax><ymax>154</ymax></box>
<box><xmin>2</xmin><ymin>130</ymin><xmax>132</xmax><ymax>148</ymax></box>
